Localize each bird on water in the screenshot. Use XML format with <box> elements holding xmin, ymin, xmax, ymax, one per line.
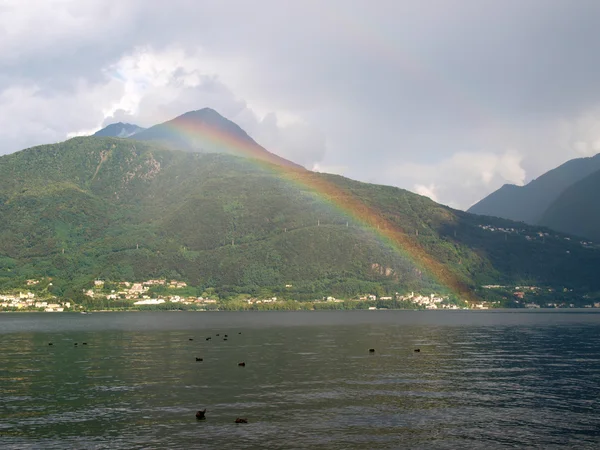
<box><xmin>196</xmin><ymin>409</ymin><xmax>206</xmax><ymax>420</ymax></box>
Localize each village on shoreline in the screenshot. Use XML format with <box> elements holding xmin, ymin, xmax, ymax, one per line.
<box><xmin>1</xmin><ymin>277</ymin><xmax>464</xmax><ymax>312</ymax></box>
<box><xmin>2</xmin><ymin>277</ymin><xmax>600</xmax><ymax>312</ymax></box>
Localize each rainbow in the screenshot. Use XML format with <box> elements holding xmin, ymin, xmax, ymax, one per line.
<box><xmin>160</xmin><ymin>113</ymin><xmax>476</xmax><ymax>303</ymax></box>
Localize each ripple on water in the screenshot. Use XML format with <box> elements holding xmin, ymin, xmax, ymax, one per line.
<box><xmin>1</xmin><ymin>311</ymin><xmax>600</xmax><ymax>449</ymax></box>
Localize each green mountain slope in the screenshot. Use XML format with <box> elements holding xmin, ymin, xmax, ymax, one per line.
<box><xmin>538</xmin><ymin>169</ymin><xmax>600</xmax><ymax>242</ymax></box>
<box><xmin>468</xmin><ymin>154</ymin><xmax>600</xmax><ymax>223</ymax></box>
<box><xmin>1</xmin><ymin>136</ymin><xmax>599</xmax><ymax>304</ymax></box>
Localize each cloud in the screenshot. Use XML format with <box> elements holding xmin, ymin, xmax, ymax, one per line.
<box><xmin>414</xmin><ymin>184</ymin><xmax>439</xmax><ymax>203</ymax></box>
<box><xmin>557</xmin><ymin>109</ymin><xmax>600</xmax><ymax>157</ymax></box>
<box><xmin>2</xmin><ymin>1</ymin><xmax>600</xmax><ymax>209</ymax></box>
<box><xmin>385</xmin><ymin>149</ymin><xmax>526</xmax><ymax>209</ymax></box>
<box><xmin>0</xmin><ymin>78</ymin><xmax>123</xmax><ymax>151</ymax></box>
<box><xmin>97</xmin><ymin>46</ymin><xmax>326</xmax><ymax>168</ymax></box>
<box><xmin>312</xmin><ymin>162</ymin><xmax>349</xmax><ymax>176</ymax></box>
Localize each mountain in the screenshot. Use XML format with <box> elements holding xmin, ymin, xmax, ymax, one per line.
<box><xmin>468</xmin><ymin>153</ymin><xmax>600</xmax><ymax>224</ymax></box>
<box><xmin>538</xmin><ymin>169</ymin><xmax>600</xmax><ymax>242</ymax></box>
<box><xmin>94</xmin><ymin>122</ymin><xmax>145</xmax><ymax>138</ymax></box>
<box><xmin>1</xmin><ymin>129</ymin><xmax>600</xmax><ymax>305</ymax></box>
<box><xmin>131</xmin><ymin>108</ymin><xmax>303</xmax><ymax>169</ymax></box>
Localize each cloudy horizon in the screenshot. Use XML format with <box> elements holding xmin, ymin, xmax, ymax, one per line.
<box><xmin>2</xmin><ymin>0</ymin><xmax>600</xmax><ymax>209</ymax></box>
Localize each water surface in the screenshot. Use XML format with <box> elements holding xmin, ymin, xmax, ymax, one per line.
<box><xmin>1</xmin><ymin>311</ymin><xmax>600</xmax><ymax>449</ymax></box>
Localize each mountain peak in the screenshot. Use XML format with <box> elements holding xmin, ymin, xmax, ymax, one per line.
<box><xmin>181</xmin><ymin>107</ymin><xmax>222</xmax><ymax>117</ymax></box>
<box><xmin>171</xmin><ymin>108</ymin><xmax>254</xmax><ymax>142</ymax></box>
<box><xmin>131</xmin><ymin>108</ymin><xmax>304</xmax><ymax>169</ymax></box>
<box><xmin>94</xmin><ymin>122</ymin><xmax>145</xmax><ymax>138</ymax></box>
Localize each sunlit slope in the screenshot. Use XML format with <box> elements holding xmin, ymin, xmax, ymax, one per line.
<box><xmin>0</xmin><ymin>136</ymin><xmax>598</xmax><ymax>299</ymax></box>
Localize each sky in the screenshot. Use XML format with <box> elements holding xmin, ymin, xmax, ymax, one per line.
<box><xmin>2</xmin><ymin>0</ymin><xmax>600</xmax><ymax>209</ymax></box>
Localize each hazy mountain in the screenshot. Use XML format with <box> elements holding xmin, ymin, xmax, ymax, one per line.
<box><xmin>131</xmin><ymin>108</ymin><xmax>303</xmax><ymax>169</ymax></box>
<box><xmin>538</xmin><ymin>169</ymin><xmax>600</xmax><ymax>242</ymax></box>
<box><xmin>468</xmin><ymin>153</ymin><xmax>600</xmax><ymax>224</ymax></box>
<box><xmin>94</xmin><ymin>122</ymin><xmax>145</xmax><ymax>138</ymax></box>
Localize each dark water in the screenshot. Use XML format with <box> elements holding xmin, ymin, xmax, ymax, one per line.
<box><xmin>2</xmin><ymin>311</ymin><xmax>600</xmax><ymax>449</ymax></box>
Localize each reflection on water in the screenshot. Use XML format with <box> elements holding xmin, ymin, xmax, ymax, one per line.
<box><xmin>1</xmin><ymin>311</ymin><xmax>600</xmax><ymax>449</ymax></box>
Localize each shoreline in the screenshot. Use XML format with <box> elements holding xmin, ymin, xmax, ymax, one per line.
<box><xmin>2</xmin><ymin>308</ymin><xmax>600</xmax><ymax>314</ymax></box>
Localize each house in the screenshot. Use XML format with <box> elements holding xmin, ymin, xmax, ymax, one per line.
<box><xmin>129</xmin><ymin>283</ymin><xmax>147</xmax><ymax>293</ymax></box>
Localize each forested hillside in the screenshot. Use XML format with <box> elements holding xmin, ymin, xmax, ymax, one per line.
<box><xmin>1</xmin><ymin>136</ymin><xmax>599</xmax><ymax>304</ymax></box>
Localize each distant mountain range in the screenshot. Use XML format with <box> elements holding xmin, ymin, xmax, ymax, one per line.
<box><xmin>468</xmin><ymin>153</ymin><xmax>600</xmax><ymax>241</ymax></box>
<box><xmin>0</xmin><ymin>108</ymin><xmax>599</xmax><ymax>306</ymax></box>
<box><xmin>538</xmin><ymin>169</ymin><xmax>600</xmax><ymax>242</ymax></box>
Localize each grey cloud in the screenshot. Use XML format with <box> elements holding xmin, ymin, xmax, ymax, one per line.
<box><xmin>2</xmin><ymin>0</ymin><xmax>600</xmax><ymax>208</ymax></box>
<box><xmin>99</xmin><ymin>63</ymin><xmax>326</xmax><ymax>168</ymax></box>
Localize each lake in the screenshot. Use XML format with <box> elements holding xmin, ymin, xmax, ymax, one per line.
<box><xmin>1</xmin><ymin>311</ymin><xmax>600</xmax><ymax>449</ymax></box>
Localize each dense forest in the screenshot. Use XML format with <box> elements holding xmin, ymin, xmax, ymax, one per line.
<box><xmin>1</xmin><ymin>136</ymin><xmax>599</xmax><ymax>306</ymax></box>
